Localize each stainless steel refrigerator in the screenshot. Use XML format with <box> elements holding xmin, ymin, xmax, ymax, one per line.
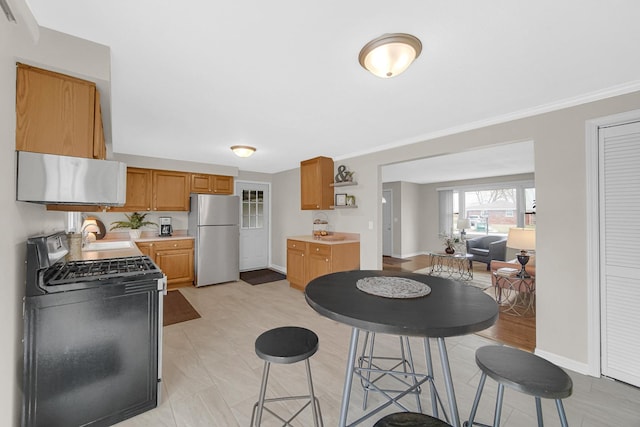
<box><xmin>188</xmin><ymin>194</ymin><xmax>240</xmax><ymax>286</ymax></box>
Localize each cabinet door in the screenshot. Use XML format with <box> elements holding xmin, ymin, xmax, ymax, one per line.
<box><xmin>92</xmin><ymin>90</ymin><xmax>106</xmax><ymax>159</ymax></box>
<box><xmin>307</xmin><ymin>253</ymin><xmax>332</xmax><ymax>284</ymax></box>
<box><xmin>110</xmin><ymin>168</ymin><xmax>153</xmax><ymax>212</ymax></box>
<box><xmin>190</xmin><ymin>174</ymin><xmax>212</xmax><ymax>193</ymax></box>
<box><xmin>300</xmin><ymin>156</ymin><xmax>334</xmax><ymax>210</ymax></box>
<box><xmin>212</xmin><ymin>175</ymin><xmax>234</xmax><ymax>194</ymax></box>
<box><xmin>135</xmin><ymin>242</ymin><xmax>154</xmax><ymax>257</ymax></box>
<box><xmin>16</xmin><ymin>63</ymin><xmax>97</xmax><ymax>159</ymax></box>
<box><xmin>153</xmin><ymin>170</ymin><xmax>190</xmax><ymax>211</ymax></box>
<box><xmin>286</xmin><ymin>240</ymin><xmax>307</xmax><ymax>290</ymax></box>
<box><xmin>155</xmin><ymin>249</ymin><xmax>194</xmax><ymax>288</ymax></box>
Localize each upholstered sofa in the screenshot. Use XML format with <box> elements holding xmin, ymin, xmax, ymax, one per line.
<box><xmin>466</xmin><ymin>235</ymin><xmax>507</xmax><ymax>269</ymax></box>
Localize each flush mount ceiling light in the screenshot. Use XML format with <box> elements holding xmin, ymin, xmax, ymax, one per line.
<box><xmin>230</xmin><ymin>145</ymin><xmax>256</xmax><ymax>158</ymax></box>
<box><xmin>358</xmin><ymin>33</ymin><xmax>422</xmax><ymax>78</ymax></box>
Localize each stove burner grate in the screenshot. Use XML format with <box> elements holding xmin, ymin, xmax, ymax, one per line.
<box><xmin>44</xmin><ymin>256</ymin><xmax>159</xmax><ymax>285</ymax></box>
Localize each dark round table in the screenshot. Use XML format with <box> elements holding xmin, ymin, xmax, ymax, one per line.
<box><xmin>305</xmin><ymin>270</ymin><xmax>499</xmax><ymax>427</ymax></box>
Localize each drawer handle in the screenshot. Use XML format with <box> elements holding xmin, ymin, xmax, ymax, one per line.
<box><xmin>174</xmin><ymin>243</ymin><xmax>178</xmax><ymax>247</ymax></box>
<box><xmin>316</xmin><ymin>248</ymin><xmax>320</xmax><ymax>252</ymax></box>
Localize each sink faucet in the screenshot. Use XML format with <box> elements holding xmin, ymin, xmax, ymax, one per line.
<box><xmin>81</xmin><ymin>219</ymin><xmax>101</xmax><ymax>246</ymax></box>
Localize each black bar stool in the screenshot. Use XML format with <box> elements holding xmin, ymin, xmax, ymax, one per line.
<box><xmin>250</xmin><ymin>326</ymin><xmax>323</xmax><ymax>427</ymax></box>
<box><xmin>374</xmin><ymin>412</ymin><xmax>452</xmax><ymax>426</ymax></box>
<box><xmin>466</xmin><ymin>345</ymin><xmax>573</xmax><ymax>427</ymax></box>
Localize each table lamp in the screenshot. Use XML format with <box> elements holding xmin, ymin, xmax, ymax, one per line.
<box><xmin>506</xmin><ymin>228</ymin><xmax>536</xmax><ymax>278</ymax></box>
<box><xmin>457</xmin><ymin>219</ymin><xmax>471</xmax><ymax>238</ymax></box>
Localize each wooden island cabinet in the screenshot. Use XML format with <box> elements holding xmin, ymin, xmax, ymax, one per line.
<box><xmin>286</xmin><ymin>236</ymin><xmax>360</xmax><ymax>290</ymax></box>
<box><xmin>136</xmin><ymin>239</ymin><xmax>194</xmax><ymax>290</ymax></box>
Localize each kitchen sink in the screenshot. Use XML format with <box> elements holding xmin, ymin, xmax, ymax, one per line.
<box><xmin>82</xmin><ymin>240</ymin><xmax>134</xmax><ymax>251</ymax></box>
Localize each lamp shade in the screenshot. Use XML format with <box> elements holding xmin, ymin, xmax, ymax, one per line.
<box><xmin>457</xmin><ymin>219</ymin><xmax>471</xmax><ymax>230</ymax></box>
<box><xmin>359</xmin><ymin>33</ymin><xmax>422</xmax><ymax>78</ymax></box>
<box><xmin>506</xmin><ymin>228</ymin><xmax>535</xmax><ymax>250</ymax></box>
<box><xmin>81</xmin><ymin>219</ymin><xmax>100</xmax><ymax>234</ymax></box>
<box><xmin>230</xmin><ymin>145</ymin><xmax>256</xmax><ymax>158</ymax></box>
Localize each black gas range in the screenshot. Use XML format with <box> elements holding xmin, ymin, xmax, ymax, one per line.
<box><xmin>22</xmin><ymin>231</ymin><xmax>166</xmax><ymax>427</ymax></box>
<box><xmin>26</xmin><ymin>231</ymin><xmax>163</xmax><ymax>295</ymax></box>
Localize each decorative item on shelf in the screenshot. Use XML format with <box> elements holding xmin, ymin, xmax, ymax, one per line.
<box><xmin>346</xmin><ymin>195</ymin><xmax>356</xmax><ymax>206</ymax></box>
<box><xmin>441</xmin><ymin>234</ymin><xmax>461</xmax><ymax>254</ymax></box>
<box><xmin>335</xmin><ymin>193</ymin><xmax>347</xmax><ymax>206</ymax></box>
<box><xmin>110</xmin><ymin>212</ymin><xmax>157</xmax><ymax>240</ymax></box>
<box><xmin>334</xmin><ymin>165</ymin><xmax>354</xmax><ymax>183</ymax></box>
<box><xmin>506</xmin><ymin>227</ymin><xmax>536</xmax><ymax>278</ymax></box>
<box><xmin>312</xmin><ymin>212</ymin><xmax>329</xmax><ymax>239</ymax></box>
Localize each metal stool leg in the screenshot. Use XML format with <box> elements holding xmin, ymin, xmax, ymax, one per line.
<box><xmin>305</xmin><ymin>358</ymin><xmax>323</xmax><ymax>427</ymax></box>
<box><xmin>465</xmin><ymin>372</ymin><xmax>487</xmax><ymax>427</ymax></box>
<box><xmin>555</xmin><ymin>399</ymin><xmax>569</xmax><ymax>427</ymax></box>
<box><xmin>535</xmin><ymin>396</ymin><xmax>543</xmax><ymax>427</ymax></box>
<box><xmin>250</xmin><ymin>360</ymin><xmax>271</xmax><ymax>427</ymax></box>
<box><xmin>493</xmin><ymin>383</ymin><xmax>505</xmax><ymax>427</ymax></box>
<box><xmin>423</xmin><ymin>338</ymin><xmax>439</xmax><ymax>418</ymax></box>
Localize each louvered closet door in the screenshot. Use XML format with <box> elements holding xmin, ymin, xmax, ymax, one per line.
<box><xmin>600</xmin><ymin>121</ymin><xmax>640</xmax><ymax>387</ymax></box>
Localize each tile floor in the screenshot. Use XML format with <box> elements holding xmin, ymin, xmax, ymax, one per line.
<box><xmin>116</xmin><ymin>279</ymin><xmax>640</xmax><ymax>427</ymax></box>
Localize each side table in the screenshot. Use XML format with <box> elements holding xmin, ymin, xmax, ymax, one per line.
<box><xmin>428</xmin><ymin>252</ymin><xmax>474</xmax><ymax>281</ymax></box>
<box><xmin>492</xmin><ymin>272</ymin><xmax>536</xmax><ymax>316</ymax></box>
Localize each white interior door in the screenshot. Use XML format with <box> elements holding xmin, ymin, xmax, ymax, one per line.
<box><xmin>383</xmin><ymin>189</ymin><xmax>393</xmax><ymax>256</ymax></box>
<box><xmin>600</xmin><ymin>121</ymin><xmax>640</xmax><ymax>387</ymax></box>
<box><xmin>237</xmin><ymin>182</ymin><xmax>269</xmax><ymax>271</ymax></box>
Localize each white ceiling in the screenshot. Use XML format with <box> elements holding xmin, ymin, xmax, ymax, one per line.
<box><xmin>25</xmin><ymin>1</ymin><xmax>640</xmax><ymax>175</ymax></box>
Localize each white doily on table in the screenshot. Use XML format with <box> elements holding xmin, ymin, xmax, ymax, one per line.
<box><xmin>356</xmin><ymin>277</ymin><xmax>431</xmax><ymax>299</ymax></box>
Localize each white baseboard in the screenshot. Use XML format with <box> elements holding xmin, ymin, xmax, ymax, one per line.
<box><xmin>534</xmin><ymin>348</ymin><xmax>594</xmax><ymax>377</ymax></box>
<box><xmin>270</xmin><ymin>264</ymin><xmax>286</xmax><ymax>274</ymax></box>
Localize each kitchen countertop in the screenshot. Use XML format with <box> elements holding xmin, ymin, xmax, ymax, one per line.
<box><xmin>76</xmin><ymin>230</ymin><xmax>194</xmax><ymax>261</ymax></box>
<box><xmin>288</xmin><ymin>233</ymin><xmax>360</xmax><ymax>245</ymax></box>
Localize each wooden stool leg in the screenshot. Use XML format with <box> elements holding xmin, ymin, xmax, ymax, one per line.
<box><xmin>493</xmin><ymin>383</ymin><xmax>505</xmax><ymax>427</ymax></box>
<box><xmin>535</xmin><ymin>396</ymin><xmax>544</xmax><ymax>427</ymax></box>
<box><xmin>466</xmin><ymin>372</ymin><xmax>487</xmax><ymax>427</ymax></box>
<box><xmin>555</xmin><ymin>399</ymin><xmax>569</xmax><ymax>427</ymax></box>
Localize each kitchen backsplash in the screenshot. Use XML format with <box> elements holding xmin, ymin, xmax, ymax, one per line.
<box><xmin>80</xmin><ymin>211</ymin><xmax>189</xmax><ymax>236</ymax></box>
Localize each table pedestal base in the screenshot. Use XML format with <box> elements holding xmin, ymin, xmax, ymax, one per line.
<box><xmin>339</xmin><ymin>328</ymin><xmax>461</xmax><ymax>427</ymax></box>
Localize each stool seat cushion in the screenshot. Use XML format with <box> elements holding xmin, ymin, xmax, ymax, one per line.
<box><xmin>475</xmin><ymin>345</ymin><xmax>573</xmax><ymax>399</ymax></box>
<box><xmin>374</xmin><ymin>412</ymin><xmax>451</xmax><ymax>426</ymax></box>
<box><xmin>255</xmin><ymin>326</ymin><xmax>319</xmax><ymax>364</ymax></box>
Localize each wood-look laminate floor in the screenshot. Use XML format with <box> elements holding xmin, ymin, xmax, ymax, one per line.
<box><xmin>115</xmin><ymin>276</ymin><xmax>640</xmax><ymax>427</ymax></box>
<box><xmin>383</xmin><ymin>255</ymin><xmax>536</xmax><ymax>352</ymax></box>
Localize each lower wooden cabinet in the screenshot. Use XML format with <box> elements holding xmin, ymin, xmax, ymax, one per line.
<box><xmin>286</xmin><ymin>239</ymin><xmax>360</xmax><ymax>290</ymax></box>
<box><xmin>136</xmin><ymin>239</ymin><xmax>194</xmax><ymax>290</ymax></box>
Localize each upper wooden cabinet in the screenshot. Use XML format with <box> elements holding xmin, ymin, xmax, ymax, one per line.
<box><xmin>153</xmin><ymin>170</ymin><xmax>190</xmax><ymax>211</ymax></box>
<box><xmin>15</xmin><ymin>63</ymin><xmax>106</xmax><ymax>159</ymax></box>
<box><xmin>190</xmin><ymin>173</ymin><xmax>234</xmax><ymax>195</ymax></box>
<box><xmin>109</xmin><ymin>168</ymin><xmax>189</xmax><ymax>212</ymax></box>
<box><xmin>300</xmin><ymin>156</ymin><xmax>334</xmax><ymax>210</ymax></box>
<box><xmin>108</xmin><ymin>168</ymin><xmax>153</xmax><ymax>212</ymax></box>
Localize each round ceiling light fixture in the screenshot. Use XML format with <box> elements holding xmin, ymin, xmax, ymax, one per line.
<box><xmin>358</xmin><ymin>33</ymin><xmax>422</xmax><ymax>78</ymax></box>
<box><xmin>230</xmin><ymin>145</ymin><xmax>256</xmax><ymax>158</ymax></box>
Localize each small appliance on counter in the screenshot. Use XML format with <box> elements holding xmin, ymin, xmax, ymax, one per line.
<box><xmin>159</xmin><ymin>217</ymin><xmax>173</xmax><ymax>236</ymax></box>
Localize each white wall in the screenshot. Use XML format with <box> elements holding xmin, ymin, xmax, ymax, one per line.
<box><xmin>271</xmin><ymin>92</ymin><xmax>640</xmax><ymax>373</ymax></box>
<box><xmin>1</xmin><ymin>15</ymin><xmax>112</xmax><ymax>425</ymax></box>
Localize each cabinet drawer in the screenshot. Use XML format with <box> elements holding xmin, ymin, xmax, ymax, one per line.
<box><xmin>150</xmin><ymin>239</ymin><xmax>194</xmax><ymax>251</ymax></box>
<box><xmin>308</xmin><ymin>243</ymin><xmax>331</xmax><ymax>257</ymax></box>
<box><xmin>287</xmin><ymin>240</ymin><xmax>307</xmax><ymax>251</ymax></box>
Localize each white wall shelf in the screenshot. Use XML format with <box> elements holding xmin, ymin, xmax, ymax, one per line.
<box><xmin>331</xmin><ymin>205</ymin><xmax>358</xmax><ymax>209</ymax></box>
<box><xmin>330</xmin><ymin>181</ymin><xmax>358</xmax><ymax>187</ymax></box>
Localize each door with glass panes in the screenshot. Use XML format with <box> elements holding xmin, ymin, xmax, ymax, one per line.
<box><xmin>237</xmin><ymin>182</ymin><xmax>269</xmax><ymax>271</ymax></box>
